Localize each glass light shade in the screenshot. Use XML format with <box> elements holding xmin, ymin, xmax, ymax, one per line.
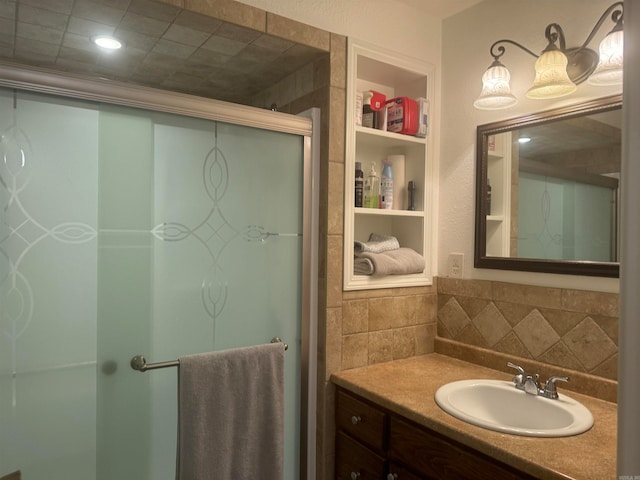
<box><xmin>526</xmin><ymin>49</ymin><xmax>577</xmax><ymax>99</ymax></box>
<box><xmin>473</xmin><ymin>63</ymin><xmax>517</xmax><ymax>110</ymax></box>
<box><xmin>588</xmin><ymin>30</ymin><xmax>624</xmax><ymax>86</ymax></box>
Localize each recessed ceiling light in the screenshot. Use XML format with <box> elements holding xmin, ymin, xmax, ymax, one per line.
<box><xmin>92</xmin><ymin>36</ymin><xmax>123</xmax><ymax>50</ymax></box>
<box><xmin>518</xmin><ymin>137</ymin><xmax>531</xmax><ymax>144</ymax></box>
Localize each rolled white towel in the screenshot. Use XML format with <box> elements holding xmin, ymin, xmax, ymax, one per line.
<box><xmin>354</xmin><ymin>257</ymin><xmax>374</xmax><ymax>275</ymax></box>
<box><xmin>355</xmin><ymin>247</ymin><xmax>425</xmax><ymax>276</ymax></box>
<box><xmin>354</xmin><ymin>233</ymin><xmax>400</xmax><ymax>255</ymax></box>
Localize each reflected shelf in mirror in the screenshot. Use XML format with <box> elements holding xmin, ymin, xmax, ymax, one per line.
<box><xmin>474</xmin><ymin>94</ymin><xmax>622</xmax><ymax>277</ymax></box>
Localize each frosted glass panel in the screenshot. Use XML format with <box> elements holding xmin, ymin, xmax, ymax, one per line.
<box><xmin>0</xmin><ymin>88</ymin><xmax>305</xmax><ymax>480</ymax></box>
<box><xmin>518</xmin><ymin>171</ymin><xmax>614</xmax><ymax>261</ymax></box>
<box><xmin>0</xmin><ymin>90</ymin><xmax>98</xmax><ymax>479</ymax></box>
<box><xmin>145</xmin><ymin>116</ymin><xmax>303</xmax><ymax>479</ymax></box>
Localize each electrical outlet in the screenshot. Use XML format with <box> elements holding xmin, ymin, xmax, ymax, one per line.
<box><xmin>448</xmin><ymin>253</ymin><xmax>464</xmax><ymax>278</ymax></box>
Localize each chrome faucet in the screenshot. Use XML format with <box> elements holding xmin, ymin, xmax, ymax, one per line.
<box><xmin>507</xmin><ymin>362</ymin><xmax>540</xmax><ymax>394</ymax></box>
<box><xmin>541</xmin><ymin>375</ymin><xmax>569</xmax><ymax>399</ymax></box>
<box><xmin>507</xmin><ymin>362</ymin><xmax>569</xmax><ymax>399</ymax></box>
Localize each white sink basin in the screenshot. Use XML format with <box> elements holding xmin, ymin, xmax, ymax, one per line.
<box><xmin>435</xmin><ymin>379</ymin><xmax>594</xmax><ymax>437</ymax></box>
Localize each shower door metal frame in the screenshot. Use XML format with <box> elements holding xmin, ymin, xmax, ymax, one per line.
<box><xmin>0</xmin><ymin>60</ymin><xmax>319</xmax><ymax>480</ymax></box>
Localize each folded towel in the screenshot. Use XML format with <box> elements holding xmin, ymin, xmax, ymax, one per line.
<box><xmin>354</xmin><ymin>233</ymin><xmax>400</xmax><ymax>255</ymax></box>
<box><xmin>354</xmin><ymin>257</ymin><xmax>374</xmax><ymax>275</ymax></box>
<box><xmin>176</xmin><ymin>343</ymin><xmax>285</xmax><ymax>480</ymax></box>
<box><xmin>355</xmin><ymin>247</ymin><xmax>425</xmax><ymax>276</ymax></box>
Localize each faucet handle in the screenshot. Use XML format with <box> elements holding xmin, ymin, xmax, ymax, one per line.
<box><xmin>542</xmin><ymin>375</ymin><xmax>569</xmax><ymax>399</ymax></box>
<box><xmin>507</xmin><ymin>362</ymin><xmax>526</xmax><ymax>386</ymax></box>
<box><xmin>507</xmin><ymin>362</ymin><xmax>525</xmax><ymax>374</ymax></box>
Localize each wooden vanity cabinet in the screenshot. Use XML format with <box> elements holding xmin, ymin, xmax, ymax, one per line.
<box><xmin>336</xmin><ymin>431</ymin><xmax>386</xmax><ymax>480</ymax></box>
<box><xmin>335</xmin><ymin>389</ymin><xmax>388</xmax><ymax>479</ymax></box>
<box><xmin>335</xmin><ymin>388</ymin><xmax>537</xmax><ymax>480</ymax></box>
<box><xmin>386</xmin><ymin>462</ymin><xmax>423</xmax><ymax>480</ymax></box>
<box><xmin>389</xmin><ymin>416</ymin><xmax>536</xmax><ymax>480</ymax></box>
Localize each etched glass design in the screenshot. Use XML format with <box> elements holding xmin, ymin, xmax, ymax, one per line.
<box><xmin>518</xmin><ymin>171</ymin><xmax>614</xmax><ymax>261</ymax></box>
<box><xmin>0</xmin><ymin>88</ymin><xmax>304</xmax><ymax>480</ymax></box>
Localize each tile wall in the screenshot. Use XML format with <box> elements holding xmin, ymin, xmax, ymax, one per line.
<box><xmin>339</xmin><ymin>285</ymin><xmax>438</xmax><ymax>369</ymax></box>
<box><xmin>437</xmin><ymin>277</ymin><xmax>619</xmax><ymax>381</ymax></box>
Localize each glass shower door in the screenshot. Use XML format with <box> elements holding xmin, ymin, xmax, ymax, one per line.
<box><xmin>0</xmin><ymin>89</ymin><xmax>99</xmax><ymax>480</ymax></box>
<box><xmin>0</xmin><ymin>87</ymin><xmax>307</xmax><ymax>480</ymax></box>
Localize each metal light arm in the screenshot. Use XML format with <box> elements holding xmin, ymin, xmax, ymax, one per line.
<box><xmin>489</xmin><ymin>39</ymin><xmax>538</xmax><ymax>63</ymax></box>
<box><xmin>475</xmin><ymin>2</ymin><xmax>623</xmax><ymax>109</ymax></box>
<box><xmin>488</xmin><ymin>2</ymin><xmax>623</xmax><ymax>63</ymax></box>
<box><xmin>579</xmin><ymin>1</ymin><xmax>624</xmax><ymax>50</ymax></box>
<box><xmin>489</xmin><ymin>22</ymin><xmax>568</xmax><ymax>63</ymax></box>
<box><xmin>544</xmin><ymin>23</ymin><xmax>567</xmax><ymax>51</ymax></box>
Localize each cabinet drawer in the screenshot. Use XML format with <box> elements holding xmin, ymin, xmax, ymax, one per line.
<box><xmin>389</xmin><ymin>416</ymin><xmax>535</xmax><ymax>480</ymax></box>
<box><xmin>336</xmin><ymin>389</ymin><xmax>387</xmax><ymax>453</ymax></box>
<box><xmin>387</xmin><ymin>462</ymin><xmax>424</xmax><ymax>480</ymax></box>
<box><xmin>336</xmin><ymin>431</ymin><xmax>386</xmax><ymax>480</ymax></box>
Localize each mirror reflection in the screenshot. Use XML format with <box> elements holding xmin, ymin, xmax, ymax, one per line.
<box><xmin>475</xmin><ymin>95</ymin><xmax>622</xmax><ymax>277</ymax></box>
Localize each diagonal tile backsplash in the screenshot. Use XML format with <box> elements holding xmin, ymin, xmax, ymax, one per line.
<box><xmin>437</xmin><ymin>278</ymin><xmax>619</xmax><ymax>380</ymax></box>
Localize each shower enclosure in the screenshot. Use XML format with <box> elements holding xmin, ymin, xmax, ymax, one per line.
<box><xmin>0</xmin><ymin>65</ymin><xmax>318</xmax><ymax>480</ymax></box>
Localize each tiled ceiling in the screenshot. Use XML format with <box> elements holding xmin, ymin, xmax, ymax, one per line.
<box><xmin>0</xmin><ymin>0</ymin><xmax>326</xmax><ymax>105</ymax></box>
<box><xmin>519</xmin><ymin>113</ymin><xmax>621</xmax><ymax>161</ymax></box>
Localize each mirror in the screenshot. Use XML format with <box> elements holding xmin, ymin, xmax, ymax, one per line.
<box><xmin>474</xmin><ymin>94</ymin><xmax>622</xmax><ymax>277</ymax></box>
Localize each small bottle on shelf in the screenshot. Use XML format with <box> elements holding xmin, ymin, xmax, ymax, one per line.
<box><xmin>381</xmin><ymin>161</ymin><xmax>393</xmax><ymax>209</ymax></box>
<box><xmin>364</xmin><ymin>162</ymin><xmax>380</xmax><ymax>208</ymax></box>
<box><xmin>487</xmin><ymin>178</ymin><xmax>492</xmax><ymax>215</ymax></box>
<box><xmin>407</xmin><ymin>181</ymin><xmax>416</xmax><ymax>211</ymax></box>
<box><xmin>362</xmin><ymin>91</ymin><xmax>377</xmax><ymax>129</ymax></box>
<box><xmin>355</xmin><ymin>162</ymin><xmax>364</xmax><ymax>207</ymax></box>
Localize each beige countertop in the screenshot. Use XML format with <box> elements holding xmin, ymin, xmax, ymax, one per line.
<box><xmin>331</xmin><ymin>353</ymin><xmax>617</xmax><ymax>480</ymax></box>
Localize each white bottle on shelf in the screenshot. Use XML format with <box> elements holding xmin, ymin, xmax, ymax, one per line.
<box><xmin>364</xmin><ymin>162</ymin><xmax>380</xmax><ymax>208</ymax></box>
<box><xmin>381</xmin><ymin>161</ymin><xmax>393</xmax><ymax>209</ymax></box>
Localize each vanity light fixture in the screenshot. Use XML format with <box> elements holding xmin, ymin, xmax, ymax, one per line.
<box><xmin>474</xmin><ymin>2</ymin><xmax>623</xmax><ymax>110</ymax></box>
<box><xmin>92</xmin><ymin>35</ymin><xmax>123</xmax><ymax>50</ymax></box>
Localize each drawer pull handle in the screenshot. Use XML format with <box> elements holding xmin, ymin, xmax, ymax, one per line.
<box><xmin>387</xmin><ymin>474</ymin><xmax>398</xmax><ymax>480</ymax></box>
<box><xmin>351</xmin><ymin>415</ymin><xmax>362</xmax><ymax>425</ymax></box>
<box><xmin>350</xmin><ymin>472</ymin><xmax>361</xmax><ymax>480</ymax></box>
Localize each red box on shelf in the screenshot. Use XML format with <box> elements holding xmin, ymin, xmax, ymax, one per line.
<box><xmin>386</xmin><ymin>97</ymin><xmax>418</xmax><ymax>135</ymax></box>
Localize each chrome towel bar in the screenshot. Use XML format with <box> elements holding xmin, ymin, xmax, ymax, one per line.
<box><xmin>130</xmin><ymin>337</ymin><xmax>288</xmax><ymax>372</ymax></box>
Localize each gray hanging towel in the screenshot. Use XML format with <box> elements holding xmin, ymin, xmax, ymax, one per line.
<box><xmin>176</xmin><ymin>343</ymin><xmax>285</xmax><ymax>480</ymax></box>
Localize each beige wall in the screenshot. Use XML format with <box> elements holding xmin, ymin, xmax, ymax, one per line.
<box><xmin>234</xmin><ymin>0</ymin><xmax>443</xmax><ymax>62</ymax></box>
<box><xmin>440</xmin><ymin>0</ymin><xmax>622</xmax><ymax>292</ymax></box>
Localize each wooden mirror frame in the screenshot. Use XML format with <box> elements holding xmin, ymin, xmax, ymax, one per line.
<box><xmin>474</xmin><ymin>94</ymin><xmax>622</xmax><ymax>277</ymax></box>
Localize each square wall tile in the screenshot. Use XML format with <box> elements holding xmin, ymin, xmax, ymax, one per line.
<box><xmin>342</xmin><ymin>333</ymin><xmax>368</xmax><ymax>369</ymax></box>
